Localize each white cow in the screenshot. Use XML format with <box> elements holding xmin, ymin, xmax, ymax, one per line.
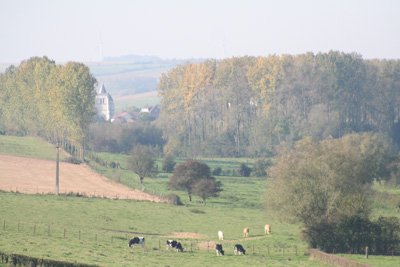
<box><xmin>243</xmin><ymin>227</ymin><xmax>249</xmax><ymax>237</ymax></box>
<box><xmin>265</xmin><ymin>224</ymin><xmax>271</xmax><ymax>234</ymax></box>
<box><xmin>218</xmin><ymin>230</ymin><xmax>224</xmax><ymax>240</ymax></box>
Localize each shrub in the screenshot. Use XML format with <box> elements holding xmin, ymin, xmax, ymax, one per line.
<box><xmin>238</xmin><ymin>163</ymin><xmax>251</xmax><ymax>177</ymax></box>
<box><xmin>212</xmin><ymin>167</ymin><xmax>222</xmax><ymax>176</ymax></box>
<box><xmin>164</xmin><ymin>194</ymin><xmax>182</xmax><ymax>205</ymax></box>
<box><xmin>252</xmin><ymin>159</ymin><xmax>271</xmax><ymax>177</ymax></box>
<box><xmin>109</xmin><ymin>161</ymin><xmax>117</xmax><ymax>168</ymax></box>
<box><xmin>65</xmin><ymin>157</ymin><xmax>81</xmax><ymax>164</ymax></box>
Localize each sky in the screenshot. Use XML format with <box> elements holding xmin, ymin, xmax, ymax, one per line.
<box><xmin>1</xmin><ymin>0</ymin><xmax>399</xmax><ymax>64</ymax></box>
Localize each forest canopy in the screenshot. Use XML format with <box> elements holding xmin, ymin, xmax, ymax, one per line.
<box><xmin>158</xmin><ymin>51</ymin><xmax>400</xmax><ymax>158</ymax></box>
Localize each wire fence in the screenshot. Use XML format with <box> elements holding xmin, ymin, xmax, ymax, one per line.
<box><xmin>1</xmin><ymin>218</ymin><xmax>304</xmax><ymax>256</ymax></box>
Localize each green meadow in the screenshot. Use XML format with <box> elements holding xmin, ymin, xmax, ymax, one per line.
<box><xmin>1</xmin><ymin>135</ymin><xmax>399</xmax><ymax>266</ymax></box>
<box><xmin>0</xmin><ymin>135</ymin><xmax>66</xmax><ymax>161</ymax></box>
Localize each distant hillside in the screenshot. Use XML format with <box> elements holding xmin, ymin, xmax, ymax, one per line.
<box><xmin>88</xmin><ymin>62</ymin><xmax>172</xmax><ymax>96</ymax></box>
<box><xmin>104</xmin><ymin>54</ymin><xmax>162</xmax><ymax>62</ymax></box>
<box><xmin>87</xmin><ymin>55</ymin><xmax>207</xmax><ymax>99</ymax></box>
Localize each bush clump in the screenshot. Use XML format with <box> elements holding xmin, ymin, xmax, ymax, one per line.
<box><xmin>65</xmin><ymin>157</ymin><xmax>81</xmax><ymax>164</ymax></box>
<box><xmin>164</xmin><ymin>194</ymin><xmax>183</xmax><ymax>206</ymax></box>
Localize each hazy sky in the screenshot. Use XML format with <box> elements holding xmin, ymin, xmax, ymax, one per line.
<box><xmin>1</xmin><ymin>0</ymin><xmax>399</xmax><ymax>63</ymax></box>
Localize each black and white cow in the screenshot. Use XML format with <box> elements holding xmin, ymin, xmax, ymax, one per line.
<box><xmin>216</xmin><ymin>244</ymin><xmax>224</xmax><ymax>256</ymax></box>
<box><xmin>166</xmin><ymin>239</ymin><xmax>183</xmax><ymax>252</ymax></box>
<box><xmin>234</xmin><ymin>244</ymin><xmax>246</xmax><ymax>255</ymax></box>
<box><xmin>166</xmin><ymin>240</ymin><xmax>178</xmax><ymax>250</ymax></box>
<box><xmin>128</xmin><ymin>237</ymin><xmax>145</xmax><ymax>248</ymax></box>
<box><xmin>175</xmin><ymin>242</ymin><xmax>183</xmax><ymax>252</ymax></box>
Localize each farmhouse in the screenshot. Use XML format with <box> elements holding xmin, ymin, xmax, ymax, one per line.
<box><xmin>95</xmin><ymin>83</ymin><xmax>115</xmax><ymax>121</ymax></box>
<box><xmin>140</xmin><ymin>104</ymin><xmax>160</xmax><ymax>119</ymax></box>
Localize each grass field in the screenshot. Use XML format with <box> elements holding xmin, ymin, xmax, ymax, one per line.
<box><xmin>1</xmin><ymin>135</ymin><xmax>400</xmax><ymax>266</ymax></box>
<box><xmin>112</xmin><ymin>91</ymin><xmax>160</xmax><ymax>112</ymax></box>
<box><xmin>0</xmin><ymin>135</ymin><xmax>66</xmax><ymax>161</ymax></box>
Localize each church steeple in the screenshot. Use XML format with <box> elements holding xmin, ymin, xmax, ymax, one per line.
<box><xmin>98</xmin><ymin>83</ymin><xmax>107</xmax><ymax>94</ymax></box>
<box><xmin>95</xmin><ymin>83</ymin><xmax>114</xmax><ymax>121</ymax></box>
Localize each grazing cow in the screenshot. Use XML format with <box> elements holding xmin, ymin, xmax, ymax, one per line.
<box><xmin>243</xmin><ymin>227</ymin><xmax>249</xmax><ymax>237</ymax></box>
<box><xmin>167</xmin><ymin>240</ymin><xmax>183</xmax><ymax>252</ymax></box>
<box><xmin>216</xmin><ymin>244</ymin><xmax>224</xmax><ymax>256</ymax></box>
<box><xmin>128</xmin><ymin>237</ymin><xmax>145</xmax><ymax>248</ymax></box>
<box><xmin>166</xmin><ymin>240</ymin><xmax>178</xmax><ymax>250</ymax></box>
<box><xmin>265</xmin><ymin>224</ymin><xmax>271</xmax><ymax>234</ymax></box>
<box><xmin>218</xmin><ymin>230</ymin><xmax>224</xmax><ymax>240</ymax></box>
<box><xmin>234</xmin><ymin>244</ymin><xmax>246</xmax><ymax>255</ymax></box>
<box><xmin>175</xmin><ymin>242</ymin><xmax>184</xmax><ymax>252</ymax></box>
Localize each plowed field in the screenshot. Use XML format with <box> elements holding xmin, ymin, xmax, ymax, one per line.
<box><xmin>0</xmin><ymin>154</ymin><xmax>161</xmax><ymax>202</ymax></box>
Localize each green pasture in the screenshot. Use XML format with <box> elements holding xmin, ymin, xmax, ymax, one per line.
<box><xmin>113</xmin><ymin>95</ymin><xmax>160</xmax><ymax>113</ymax></box>
<box><xmin>0</xmin><ymin>192</ymin><xmax>325</xmax><ymax>266</ymax></box>
<box><xmin>0</xmin><ymin>135</ymin><xmax>66</xmax><ymax>161</ymax></box>
<box><xmin>1</xmin><ymin>135</ymin><xmax>400</xmax><ymax>266</ymax></box>
<box><xmin>86</xmin><ymin>152</ymin><xmax>261</xmax><ymax>207</ymax></box>
<box><xmin>336</xmin><ymin>254</ymin><xmax>400</xmax><ymax>267</ymax></box>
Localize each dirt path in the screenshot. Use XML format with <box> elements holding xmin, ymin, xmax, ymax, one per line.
<box><xmin>0</xmin><ymin>154</ymin><xmax>161</xmax><ymax>202</ymax></box>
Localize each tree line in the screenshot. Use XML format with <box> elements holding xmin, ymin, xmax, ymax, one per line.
<box><xmin>0</xmin><ymin>57</ymin><xmax>96</xmax><ymax>160</ymax></box>
<box><xmin>158</xmin><ymin>51</ymin><xmax>400</xmax><ymax>157</ymax></box>
<box><xmin>267</xmin><ymin>133</ymin><xmax>400</xmax><ymax>254</ymax></box>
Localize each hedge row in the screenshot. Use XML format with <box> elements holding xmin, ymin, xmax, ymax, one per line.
<box><xmin>0</xmin><ymin>251</ymin><xmax>98</xmax><ymax>267</ymax></box>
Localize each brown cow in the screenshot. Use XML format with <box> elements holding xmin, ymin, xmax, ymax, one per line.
<box><xmin>243</xmin><ymin>227</ymin><xmax>249</xmax><ymax>237</ymax></box>
<box><xmin>265</xmin><ymin>224</ymin><xmax>271</xmax><ymax>234</ymax></box>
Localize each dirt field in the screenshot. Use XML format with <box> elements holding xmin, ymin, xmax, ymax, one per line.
<box><xmin>0</xmin><ymin>154</ymin><xmax>161</xmax><ymax>202</ymax></box>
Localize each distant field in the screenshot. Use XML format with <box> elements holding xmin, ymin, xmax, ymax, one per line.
<box><xmin>87</xmin><ymin>62</ymin><xmax>174</xmax><ymax>77</ymax></box>
<box><xmin>113</xmin><ymin>90</ymin><xmax>160</xmax><ymax>112</ymax></box>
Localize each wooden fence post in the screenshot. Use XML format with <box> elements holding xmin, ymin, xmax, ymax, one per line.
<box><xmin>365</xmin><ymin>246</ymin><xmax>368</xmax><ymax>259</ymax></box>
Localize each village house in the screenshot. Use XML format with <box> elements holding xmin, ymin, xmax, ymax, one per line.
<box><xmin>140</xmin><ymin>104</ymin><xmax>160</xmax><ymax>119</ymax></box>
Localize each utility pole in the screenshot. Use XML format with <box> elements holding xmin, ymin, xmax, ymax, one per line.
<box><xmin>56</xmin><ymin>142</ymin><xmax>59</xmax><ymax>195</ymax></box>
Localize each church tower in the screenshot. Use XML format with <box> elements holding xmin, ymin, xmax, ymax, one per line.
<box><xmin>95</xmin><ymin>83</ymin><xmax>114</xmax><ymax>121</ymax></box>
